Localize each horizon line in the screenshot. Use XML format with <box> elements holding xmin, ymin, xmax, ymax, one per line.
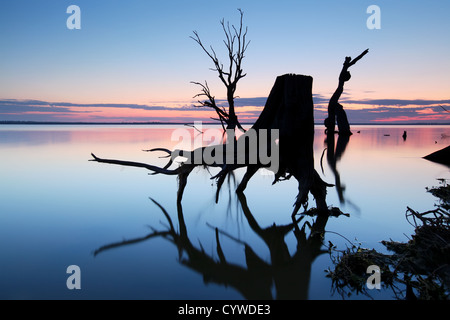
<box><xmin>1</xmin><ymin>120</ymin><xmax>449</xmax><ymax>126</ymax></box>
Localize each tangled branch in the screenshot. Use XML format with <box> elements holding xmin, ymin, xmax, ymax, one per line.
<box><xmin>190</xmin><ymin>9</ymin><xmax>249</xmax><ymax>131</ymax></box>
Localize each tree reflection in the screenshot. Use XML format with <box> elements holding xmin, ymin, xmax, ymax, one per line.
<box><xmin>94</xmin><ymin>192</ymin><xmax>348</xmax><ymax>300</ymax></box>
<box><xmin>324</xmin><ymin>131</ymin><xmax>350</xmax><ymax>204</ymax></box>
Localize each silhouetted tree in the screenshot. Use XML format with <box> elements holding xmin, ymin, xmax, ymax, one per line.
<box><xmin>190</xmin><ymin>9</ymin><xmax>249</xmax><ymax>132</ymax></box>
<box><xmin>324</xmin><ymin>49</ymin><xmax>369</xmax><ymax>136</ymax></box>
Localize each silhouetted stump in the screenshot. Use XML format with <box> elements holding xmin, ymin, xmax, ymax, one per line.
<box><xmin>253</xmin><ymin>74</ymin><xmax>329</xmax><ymax>214</ymax></box>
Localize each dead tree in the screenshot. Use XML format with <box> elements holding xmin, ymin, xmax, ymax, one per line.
<box><xmin>91</xmin><ymin>74</ymin><xmax>332</xmax><ymax>216</ymax></box>
<box><xmin>190</xmin><ymin>9</ymin><xmax>249</xmax><ymax>132</ymax></box>
<box><xmin>325</xmin><ymin>49</ymin><xmax>369</xmax><ymax>136</ymax></box>
<box><xmin>250</xmin><ymin>74</ymin><xmax>331</xmax><ymax>214</ymax></box>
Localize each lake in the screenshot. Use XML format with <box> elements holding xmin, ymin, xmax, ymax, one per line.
<box><xmin>0</xmin><ymin>124</ymin><xmax>448</xmax><ymax>300</ymax></box>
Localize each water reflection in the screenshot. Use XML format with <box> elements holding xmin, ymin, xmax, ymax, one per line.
<box><xmin>89</xmin><ymin>124</ymin><xmax>448</xmax><ymax>299</ymax></box>
<box><xmin>0</xmin><ymin>129</ymin><xmax>72</xmax><ymax>146</ymax></box>
<box><xmin>1</xmin><ymin>124</ymin><xmax>447</xmax><ymax>299</ymax></box>
<box><xmin>323</xmin><ymin>132</ymin><xmax>350</xmax><ymax>204</ymax></box>
<box><xmin>94</xmin><ymin>193</ymin><xmax>347</xmax><ymax>300</ymax></box>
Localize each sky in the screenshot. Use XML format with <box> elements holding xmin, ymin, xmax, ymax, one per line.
<box><xmin>0</xmin><ymin>0</ymin><xmax>449</xmax><ymax>124</ymax></box>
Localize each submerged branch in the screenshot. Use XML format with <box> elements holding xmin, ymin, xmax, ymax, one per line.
<box><xmin>90</xmin><ymin>153</ymin><xmax>180</xmax><ymax>175</ymax></box>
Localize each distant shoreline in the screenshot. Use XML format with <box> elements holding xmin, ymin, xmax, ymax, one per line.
<box><xmin>0</xmin><ymin>121</ymin><xmax>449</xmax><ymax>126</ymax></box>
<box><xmin>0</xmin><ymin>121</ymin><xmax>207</xmax><ymax>125</ymax></box>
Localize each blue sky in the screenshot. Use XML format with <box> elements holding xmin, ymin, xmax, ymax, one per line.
<box><xmin>1</xmin><ymin>0</ymin><xmax>449</xmax><ymax>123</ymax></box>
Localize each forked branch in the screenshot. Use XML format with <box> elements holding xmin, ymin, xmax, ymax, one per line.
<box><xmin>191</xmin><ymin>9</ymin><xmax>249</xmax><ymax>131</ymax></box>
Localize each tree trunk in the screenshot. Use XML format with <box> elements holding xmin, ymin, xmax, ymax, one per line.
<box><xmin>252</xmin><ymin>74</ymin><xmax>330</xmax><ymax>214</ymax></box>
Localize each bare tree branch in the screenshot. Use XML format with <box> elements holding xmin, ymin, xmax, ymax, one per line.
<box><xmin>191</xmin><ymin>9</ymin><xmax>249</xmax><ymax>132</ymax></box>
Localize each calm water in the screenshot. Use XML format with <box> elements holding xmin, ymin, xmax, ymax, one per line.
<box><xmin>0</xmin><ymin>124</ymin><xmax>449</xmax><ymax>300</ymax></box>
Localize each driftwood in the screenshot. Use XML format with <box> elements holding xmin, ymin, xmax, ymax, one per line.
<box><xmin>91</xmin><ymin>74</ymin><xmax>331</xmax><ymax>215</ymax></box>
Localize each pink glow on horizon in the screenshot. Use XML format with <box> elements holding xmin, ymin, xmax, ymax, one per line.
<box><xmin>373</xmin><ymin>114</ymin><xmax>450</xmax><ymax>123</ymax></box>
<box><xmin>2</xmin><ymin>97</ymin><xmax>450</xmax><ymax>124</ymax></box>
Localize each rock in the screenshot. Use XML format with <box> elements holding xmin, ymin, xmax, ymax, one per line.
<box><xmin>423</xmin><ymin>145</ymin><xmax>450</xmax><ymax>166</ymax></box>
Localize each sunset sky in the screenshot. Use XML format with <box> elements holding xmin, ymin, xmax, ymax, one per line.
<box><xmin>1</xmin><ymin>0</ymin><xmax>449</xmax><ymax>123</ymax></box>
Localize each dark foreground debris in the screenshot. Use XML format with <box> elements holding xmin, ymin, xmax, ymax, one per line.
<box><xmin>327</xmin><ymin>179</ymin><xmax>450</xmax><ymax>300</ymax></box>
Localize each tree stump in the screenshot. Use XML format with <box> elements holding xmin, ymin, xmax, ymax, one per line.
<box><xmin>91</xmin><ymin>74</ymin><xmax>331</xmax><ymax>215</ymax></box>
<box><xmin>253</xmin><ymin>74</ymin><xmax>329</xmax><ymax>214</ymax></box>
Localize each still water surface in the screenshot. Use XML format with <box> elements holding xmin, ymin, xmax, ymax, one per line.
<box><xmin>0</xmin><ymin>124</ymin><xmax>448</xmax><ymax>299</ymax></box>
